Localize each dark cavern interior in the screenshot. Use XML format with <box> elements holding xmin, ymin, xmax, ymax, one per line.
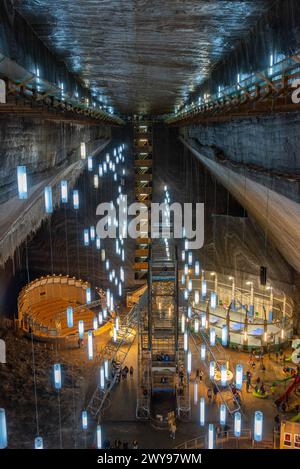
<box><xmin>0</xmin><ymin>0</ymin><xmax>300</xmax><ymax>459</ymax></box>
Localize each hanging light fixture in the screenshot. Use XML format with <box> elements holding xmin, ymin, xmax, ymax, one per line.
<box><xmin>222</xmin><ymin>325</ymin><xmax>228</xmax><ymax>347</ymax></box>
<box><xmin>66</xmin><ymin>306</ymin><xmax>73</xmax><ymax>328</ymax></box>
<box><xmin>53</xmin><ymin>363</ymin><xmax>62</xmax><ymax>390</ymax></box>
<box><xmin>78</xmin><ymin>320</ymin><xmax>84</xmax><ymax>338</ymax></box>
<box><xmin>44</xmin><ymin>186</ymin><xmax>53</xmax><ymax>214</ymax></box>
<box><xmin>210</xmin><ymin>291</ymin><xmax>217</xmax><ymax>309</ymax></box>
<box><xmin>201</xmin><ymin>314</ymin><xmax>206</xmax><ymax>329</ymax></box>
<box><xmin>88</xmin><ymin>331</ymin><xmax>93</xmax><ymax>360</ymax></box>
<box><xmin>254</xmin><ymin>411</ymin><xmax>263</xmax><ymax>442</ymax></box>
<box><xmin>194</xmin><ymin>318</ymin><xmax>199</xmax><ymax>333</ymax></box>
<box><xmin>88</xmin><ymin>156</ymin><xmax>93</xmax><ymax>171</ymax></box>
<box><xmin>220</xmin><ymin>404</ymin><xmax>226</xmax><ymax>426</ymax></box>
<box><xmin>195</xmin><ymin>261</ymin><xmax>200</xmax><ymax>276</ymax></box>
<box><xmin>84</xmin><ymin>229</ymin><xmax>89</xmax><ymax>246</ymax></box>
<box><xmin>208</xmin><ymin>424</ymin><xmax>214</xmax><ymax>449</ymax></box>
<box><xmin>94</xmin><ymin>174</ymin><xmax>99</xmax><ymax>188</ymax></box>
<box><xmin>100</xmin><ymin>366</ymin><xmax>105</xmax><ymax>389</ymax></box>
<box><xmin>184</xmin><ymin>331</ymin><xmax>188</xmax><ymax>352</ymax></box>
<box><xmin>187</xmin><ymin>351</ymin><xmax>192</xmax><ymax>374</ymax></box>
<box><xmin>80</xmin><ymin>142</ymin><xmax>86</xmax><ymax>159</ymax></box>
<box><xmin>99</xmin><ymin>164</ymin><xmax>103</xmax><ymax>177</ymax></box>
<box><xmin>234</xmin><ymin>412</ymin><xmax>241</xmax><ymax>437</ymax></box>
<box><xmin>235</xmin><ymin>364</ymin><xmax>243</xmax><ymax>390</ymax></box>
<box><xmin>93</xmin><ymin>316</ymin><xmax>98</xmax><ymax>331</ymax></box>
<box><xmin>96</xmin><ymin>425</ymin><xmax>102</xmax><ymax>449</ymax></box>
<box><xmin>60</xmin><ymin>180</ymin><xmax>68</xmax><ymax>203</ymax></box>
<box><xmin>34</xmin><ymin>436</ymin><xmax>43</xmax><ymax>449</ymax></box>
<box><xmin>73</xmin><ymin>190</ymin><xmax>79</xmax><ymax>210</ymax></box>
<box><xmin>104</xmin><ymin>359</ymin><xmax>109</xmax><ymax>379</ymax></box>
<box><xmin>194</xmin><ymin>290</ymin><xmax>200</xmax><ymax>305</ymax></box>
<box><xmin>200</xmin><ymin>397</ymin><xmax>205</xmax><ymax>427</ymax></box>
<box><xmin>86</xmin><ymin>288</ymin><xmax>91</xmax><ymax>304</ymax></box>
<box><xmin>181</xmin><ymin>314</ymin><xmax>185</xmax><ymax>333</ymax></box>
<box><xmin>98</xmin><ymin>312</ymin><xmax>103</xmax><ymax>325</ymax></box>
<box><xmin>200</xmin><ymin>344</ymin><xmax>206</xmax><ymax>361</ymax></box>
<box><xmin>90</xmin><ymin>226</ymin><xmax>95</xmax><ymax>241</ymax></box>
<box><xmin>209</xmin><ymin>361</ymin><xmax>215</xmax><ymax>379</ymax></box>
<box><xmin>221</xmin><ymin>364</ymin><xmax>227</xmax><ymax>386</ymax></box>
<box><xmin>209</xmin><ymin>328</ymin><xmax>216</xmax><ymax>346</ymax></box>
<box><xmin>82</xmin><ymin>410</ymin><xmax>88</xmax><ymax>430</ymax></box>
<box><xmin>96</xmin><ymin>237</ymin><xmax>101</xmax><ymax>250</ymax></box>
<box><xmin>201</xmin><ymin>280</ymin><xmax>207</xmax><ymax>298</ymax></box>
<box><xmin>0</xmin><ymin>409</ymin><xmax>7</xmax><ymax>449</ymax></box>
<box><xmin>17</xmin><ymin>166</ymin><xmax>28</xmax><ymax>199</ymax></box>
<box><xmin>188</xmin><ymin>252</ymin><xmax>193</xmax><ymax>266</ymax></box>
<box><xmin>181</xmin><ymin>250</ymin><xmax>186</xmax><ymax>262</ymax></box>
<box><xmin>194</xmin><ymin>382</ymin><xmax>198</xmax><ymax>405</ymax></box>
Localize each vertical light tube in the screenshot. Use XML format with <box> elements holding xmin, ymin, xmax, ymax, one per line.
<box><xmin>210</xmin><ymin>328</ymin><xmax>216</xmax><ymax>346</ymax></box>
<box><xmin>181</xmin><ymin>314</ymin><xmax>185</xmax><ymax>333</ymax></box>
<box><xmin>67</xmin><ymin>306</ymin><xmax>73</xmax><ymax>328</ymax></box>
<box><xmin>210</xmin><ymin>291</ymin><xmax>217</xmax><ymax>309</ymax></box>
<box><xmin>235</xmin><ymin>364</ymin><xmax>243</xmax><ymax>390</ymax></box>
<box><xmin>221</xmin><ymin>364</ymin><xmax>227</xmax><ymax>386</ymax></box>
<box><xmin>94</xmin><ymin>174</ymin><xmax>99</xmax><ymax>188</ymax></box>
<box><xmin>194</xmin><ymin>383</ymin><xmax>198</xmax><ymax>405</ymax></box>
<box><xmin>34</xmin><ymin>436</ymin><xmax>43</xmax><ymax>449</ymax></box>
<box><xmin>84</xmin><ymin>229</ymin><xmax>89</xmax><ymax>246</ymax></box>
<box><xmin>195</xmin><ymin>261</ymin><xmax>200</xmax><ymax>276</ymax></box>
<box><xmin>61</xmin><ymin>180</ymin><xmax>68</xmax><ymax>203</ymax></box>
<box><xmin>54</xmin><ymin>363</ymin><xmax>62</xmax><ymax>390</ymax></box>
<box><xmin>86</xmin><ymin>288</ymin><xmax>91</xmax><ymax>304</ymax></box>
<box><xmin>98</xmin><ymin>312</ymin><xmax>103</xmax><ymax>325</ymax></box>
<box><xmin>96</xmin><ymin>425</ymin><xmax>102</xmax><ymax>449</ymax></box>
<box><xmin>208</xmin><ymin>424</ymin><xmax>214</xmax><ymax>449</ymax></box>
<box><xmin>90</xmin><ymin>226</ymin><xmax>95</xmax><ymax>241</ymax></box>
<box><xmin>209</xmin><ymin>361</ymin><xmax>215</xmax><ymax>379</ymax></box>
<box><xmin>187</xmin><ymin>350</ymin><xmax>192</xmax><ymax>374</ymax></box>
<box><xmin>201</xmin><ymin>280</ymin><xmax>207</xmax><ymax>299</ymax></box>
<box><xmin>220</xmin><ymin>404</ymin><xmax>226</xmax><ymax>425</ymax></box>
<box><xmin>222</xmin><ymin>325</ymin><xmax>228</xmax><ymax>347</ymax></box>
<box><xmin>234</xmin><ymin>412</ymin><xmax>241</xmax><ymax>437</ymax></box>
<box><xmin>44</xmin><ymin>186</ymin><xmax>53</xmax><ymax>213</ymax></box>
<box><xmin>78</xmin><ymin>320</ymin><xmax>84</xmax><ymax>338</ymax></box>
<box><xmin>88</xmin><ymin>331</ymin><xmax>93</xmax><ymax>360</ymax></box>
<box><xmin>194</xmin><ymin>290</ymin><xmax>200</xmax><ymax>305</ymax></box>
<box><xmin>73</xmin><ymin>190</ymin><xmax>79</xmax><ymax>209</ymax></box>
<box><xmin>200</xmin><ymin>397</ymin><xmax>205</xmax><ymax>427</ymax></box>
<box><xmin>194</xmin><ymin>319</ymin><xmax>199</xmax><ymax>333</ymax></box>
<box><xmin>80</xmin><ymin>142</ymin><xmax>86</xmax><ymax>159</ymax></box>
<box><xmin>201</xmin><ymin>314</ymin><xmax>206</xmax><ymax>328</ymax></box>
<box><xmin>17</xmin><ymin>165</ymin><xmax>28</xmax><ymax>199</ymax></box>
<box><xmin>188</xmin><ymin>252</ymin><xmax>193</xmax><ymax>266</ymax></box>
<box><xmin>0</xmin><ymin>408</ymin><xmax>8</xmax><ymax>449</ymax></box>
<box><xmin>184</xmin><ymin>331</ymin><xmax>188</xmax><ymax>352</ymax></box>
<box><xmin>254</xmin><ymin>411</ymin><xmax>263</xmax><ymax>442</ymax></box>
<box><xmin>104</xmin><ymin>359</ymin><xmax>109</xmax><ymax>379</ymax></box>
<box><xmin>93</xmin><ymin>316</ymin><xmax>98</xmax><ymax>330</ymax></box>
<box><xmin>88</xmin><ymin>155</ymin><xmax>93</xmax><ymax>171</ymax></box>
<box><xmin>96</xmin><ymin>237</ymin><xmax>101</xmax><ymax>250</ymax></box>
<box><xmin>100</xmin><ymin>366</ymin><xmax>105</xmax><ymax>389</ymax></box>
<box><xmin>82</xmin><ymin>410</ymin><xmax>88</xmax><ymax>430</ymax></box>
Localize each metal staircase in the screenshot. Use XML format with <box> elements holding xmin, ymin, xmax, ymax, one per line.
<box><xmin>87</xmin><ymin>305</ymin><xmax>138</xmax><ymax>420</ymax></box>
<box><xmin>190</xmin><ymin>318</ymin><xmax>241</xmax><ymax>415</ymax></box>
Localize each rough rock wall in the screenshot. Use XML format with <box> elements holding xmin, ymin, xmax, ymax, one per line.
<box><xmin>0</xmin><ymin>116</ymin><xmax>110</xmax><ymax>202</ymax></box>
<box><xmin>183</xmin><ymin>112</ymin><xmax>300</xmax><ymax>203</ymax></box>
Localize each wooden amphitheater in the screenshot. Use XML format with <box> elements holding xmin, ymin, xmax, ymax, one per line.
<box><xmin>18</xmin><ymin>274</ymin><xmax>108</xmax><ymax>339</ymax></box>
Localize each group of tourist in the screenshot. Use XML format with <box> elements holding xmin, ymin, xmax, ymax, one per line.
<box><xmin>102</xmin><ymin>439</ymin><xmax>139</xmax><ymax>449</ymax></box>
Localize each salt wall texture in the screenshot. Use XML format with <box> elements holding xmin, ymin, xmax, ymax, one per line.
<box><xmin>0</xmin><ymin>116</ymin><xmax>110</xmax><ymax>203</ymax></box>
<box><xmin>182</xmin><ymin>113</ymin><xmax>300</xmax><ymax>203</ymax></box>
